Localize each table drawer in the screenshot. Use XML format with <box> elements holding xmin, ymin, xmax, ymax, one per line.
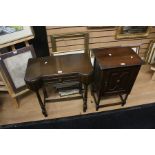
<box><xmin>43</xmin><ymin>75</ymin><xmax>79</xmax><ymax>83</ymax></box>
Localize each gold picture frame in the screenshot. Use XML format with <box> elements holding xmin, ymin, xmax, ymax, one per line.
<box><xmin>50</xmin><ymin>32</ymin><xmax>89</xmax><ymax>55</ymax></box>
<box><xmin>116</xmin><ymin>26</ymin><xmax>151</xmax><ymax>39</ymax></box>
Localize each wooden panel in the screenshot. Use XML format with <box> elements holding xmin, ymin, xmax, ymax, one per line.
<box><xmin>47</xmin><ymin>36</ymin><xmax>84</xmax><ymax>44</ymax></box>
<box><xmin>89</xmin><ymin>40</ymin><xmax>142</xmax><ymax>49</ymax></box>
<box><xmin>46</xmin><ymin>26</ymin><xmax>155</xmax><ymax>57</ymax></box>
<box><xmin>49</xmin><ymin>46</ymin><xmax>85</xmax><ymax>53</ymax></box>
<box><xmin>151</xmin><ymin>27</ymin><xmax>155</xmax><ymax>33</ymax></box>
<box><xmin>89</xmin><ymin>30</ymin><xmax>115</xmax><ymax>37</ymax></box>
<box><xmin>139</xmin><ymin>48</ymin><xmax>148</xmax><ymax>54</ymax></box>
<box><xmin>49</xmin><ymin>40</ymin><xmax>144</xmax><ymax>52</ymax></box>
<box><xmin>46</xmin><ymin>26</ymin><xmax>87</xmax><ymax>35</ymax></box>
<box><xmin>49</xmin><ymin>40</ymin><xmax>153</xmax><ymax>53</ymax></box>
<box><xmin>48</xmin><ymin>37</ymin><xmax>154</xmax><ymax>46</ymax></box>
<box><xmin>46</xmin><ymin>26</ymin><xmax>65</xmax><ymax>29</ymax></box>
<box><xmin>49</xmin><ymin>46</ymin><xmax>80</xmax><ymax>53</ymax></box>
<box><xmin>147</xmin><ymin>32</ymin><xmax>155</xmax><ymax>38</ymax></box>
<box><xmin>140</xmin><ymin>43</ymin><xmax>149</xmax><ymax>49</ymax></box>
<box><xmin>87</xmin><ymin>27</ymin><xmax>117</xmax><ymax>32</ymax></box>
<box><xmin>48</xmin><ymin>37</ymin><xmax>153</xmax><ymax>48</ymax></box>
<box><xmin>56</xmin><ymin>41</ymin><xmax>66</xmax><ymax>47</ymax></box>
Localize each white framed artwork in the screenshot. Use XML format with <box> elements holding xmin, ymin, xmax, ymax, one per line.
<box><xmin>0</xmin><ymin>26</ymin><xmax>34</xmax><ymax>46</ymax></box>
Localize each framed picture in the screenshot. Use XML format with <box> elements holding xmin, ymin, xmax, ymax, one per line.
<box><xmin>0</xmin><ymin>26</ymin><xmax>34</xmax><ymax>46</ymax></box>
<box><xmin>116</xmin><ymin>26</ymin><xmax>151</xmax><ymax>39</ymax></box>
<box><xmin>50</xmin><ymin>32</ymin><xmax>89</xmax><ymax>55</ymax></box>
<box><xmin>0</xmin><ymin>45</ymin><xmax>36</xmax><ymax>94</ymax></box>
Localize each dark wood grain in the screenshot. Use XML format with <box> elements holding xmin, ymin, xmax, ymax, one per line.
<box><xmin>25</xmin><ymin>53</ymin><xmax>93</xmax><ymax>116</ymax></box>
<box><xmin>92</xmin><ymin>47</ymin><xmax>143</xmax><ymax>110</ymax></box>
<box><xmin>93</xmin><ymin>47</ymin><xmax>143</xmax><ymax>69</ymax></box>
<box><xmin>25</xmin><ymin>53</ymin><xmax>92</xmax><ymax>84</ymax></box>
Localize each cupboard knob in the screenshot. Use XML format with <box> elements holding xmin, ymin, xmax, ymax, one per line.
<box><xmin>117</xmin><ymin>80</ymin><xmax>120</xmax><ymax>83</ymax></box>
<box><xmin>120</xmin><ymin>63</ymin><xmax>126</xmax><ymax>66</ymax></box>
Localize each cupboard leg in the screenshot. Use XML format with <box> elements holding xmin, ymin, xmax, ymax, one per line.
<box><xmin>36</xmin><ymin>90</ymin><xmax>48</xmax><ymax>117</ymax></box>
<box><xmin>120</xmin><ymin>94</ymin><xmax>129</xmax><ymax>106</ymax></box>
<box><xmin>123</xmin><ymin>94</ymin><xmax>129</xmax><ymax>106</ymax></box>
<box><xmin>96</xmin><ymin>91</ymin><xmax>101</xmax><ymax>111</ymax></box>
<box><xmin>96</xmin><ymin>97</ymin><xmax>100</xmax><ymax>111</ymax></box>
<box><xmin>83</xmin><ymin>84</ymin><xmax>88</xmax><ymax>112</ymax></box>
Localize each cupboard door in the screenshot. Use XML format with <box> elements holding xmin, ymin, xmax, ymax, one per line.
<box><xmin>103</xmin><ymin>68</ymin><xmax>136</xmax><ymax>94</ymax></box>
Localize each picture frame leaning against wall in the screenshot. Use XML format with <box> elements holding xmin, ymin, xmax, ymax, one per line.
<box><xmin>0</xmin><ymin>26</ymin><xmax>34</xmax><ymax>48</ymax></box>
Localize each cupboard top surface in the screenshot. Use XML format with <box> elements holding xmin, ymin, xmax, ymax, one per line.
<box><xmin>92</xmin><ymin>47</ymin><xmax>143</xmax><ymax>69</ymax></box>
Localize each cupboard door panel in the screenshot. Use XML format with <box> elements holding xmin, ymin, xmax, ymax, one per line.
<box><xmin>103</xmin><ymin>68</ymin><xmax>135</xmax><ymax>94</ymax></box>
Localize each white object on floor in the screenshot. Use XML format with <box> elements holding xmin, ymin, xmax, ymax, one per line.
<box><xmin>150</xmin><ymin>65</ymin><xmax>155</xmax><ymax>80</ymax></box>
<box><xmin>59</xmin><ymin>89</ymin><xmax>79</xmax><ymax>97</ymax></box>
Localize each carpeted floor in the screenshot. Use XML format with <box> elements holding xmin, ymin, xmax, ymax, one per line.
<box><xmin>1</xmin><ymin>102</ymin><xmax>155</xmax><ymax>129</ymax></box>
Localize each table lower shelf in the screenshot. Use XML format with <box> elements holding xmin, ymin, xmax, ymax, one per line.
<box><xmin>35</xmin><ymin>82</ymin><xmax>89</xmax><ymax>117</ymax></box>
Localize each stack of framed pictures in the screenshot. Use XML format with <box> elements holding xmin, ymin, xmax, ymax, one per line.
<box><xmin>0</xmin><ymin>26</ymin><xmax>34</xmax><ymax>49</ymax></box>
<box><xmin>0</xmin><ymin>26</ymin><xmax>35</xmax><ymax>106</ymax></box>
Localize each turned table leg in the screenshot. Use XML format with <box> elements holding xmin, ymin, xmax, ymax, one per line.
<box><xmin>79</xmin><ymin>82</ymin><xmax>82</xmax><ymax>94</ymax></box>
<box><xmin>42</xmin><ymin>85</ymin><xmax>48</xmax><ymax>98</ymax></box>
<box><xmin>83</xmin><ymin>84</ymin><xmax>88</xmax><ymax>112</ymax></box>
<box><xmin>36</xmin><ymin>90</ymin><xmax>48</xmax><ymax>117</ymax></box>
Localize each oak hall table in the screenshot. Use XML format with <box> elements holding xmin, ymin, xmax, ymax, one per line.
<box><xmin>25</xmin><ymin>53</ymin><xmax>93</xmax><ymax>117</ymax></box>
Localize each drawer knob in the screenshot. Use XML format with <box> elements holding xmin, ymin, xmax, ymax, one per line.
<box><xmin>58</xmin><ymin>70</ymin><xmax>62</xmax><ymax>74</ymax></box>
<box><xmin>117</xmin><ymin>79</ymin><xmax>120</xmax><ymax>83</ymax></box>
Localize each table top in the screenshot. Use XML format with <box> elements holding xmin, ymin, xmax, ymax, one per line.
<box><xmin>25</xmin><ymin>53</ymin><xmax>93</xmax><ymax>82</ymax></box>
<box><xmin>92</xmin><ymin>47</ymin><xmax>143</xmax><ymax>69</ymax></box>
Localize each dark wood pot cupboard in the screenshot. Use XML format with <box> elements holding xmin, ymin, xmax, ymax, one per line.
<box><xmin>91</xmin><ymin>47</ymin><xmax>143</xmax><ymax>110</ymax></box>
